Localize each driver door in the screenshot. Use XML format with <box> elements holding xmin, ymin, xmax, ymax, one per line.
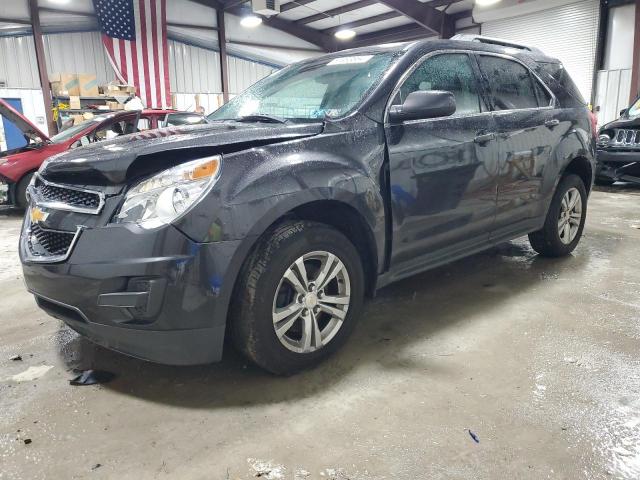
<box><xmin>385</xmin><ymin>52</ymin><xmax>500</xmax><ymax>268</ymax></box>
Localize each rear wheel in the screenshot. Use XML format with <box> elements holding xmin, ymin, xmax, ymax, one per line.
<box><xmin>230</xmin><ymin>220</ymin><xmax>364</xmax><ymax>375</ymax></box>
<box><xmin>529</xmin><ymin>174</ymin><xmax>587</xmax><ymax>257</ymax></box>
<box><xmin>15</xmin><ymin>172</ymin><xmax>34</xmax><ymax>210</ymax></box>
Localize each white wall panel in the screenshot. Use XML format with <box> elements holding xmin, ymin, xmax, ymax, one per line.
<box><xmin>43</xmin><ymin>31</ymin><xmax>114</xmax><ymax>85</ymax></box>
<box><xmin>482</xmin><ymin>0</ymin><xmax>600</xmax><ymax>102</ymax></box>
<box><xmin>595</xmin><ymin>69</ymin><xmax>632</xmax><ymax>127</ymax></box>
<box><xmin>0</xmin><ymin>36</ymin><xmax>39</xmax><ymax>89</ymax></box>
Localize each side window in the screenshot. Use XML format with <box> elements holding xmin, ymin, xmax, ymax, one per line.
<box><xmin>477</xmin><ymin>56</ymin><xmax>539</xmax><ymax>110</ymax></box>
<box><xmin>534</xmin><ymin>80</ymin><xmax>552</xmax><ymax>107</ymax></box>
<box><xmin>392</xmin><ymin>53</ymin><xmax>483</xmax><ymax>116</ymax></box>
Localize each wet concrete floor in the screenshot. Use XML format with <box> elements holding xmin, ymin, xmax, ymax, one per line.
<box><xmin>1</xmin><ymin>187</ymin><xmax>639</xmax><ymax>479</ymax></box>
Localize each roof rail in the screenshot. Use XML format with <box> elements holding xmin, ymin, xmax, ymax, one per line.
<box><xmin>450</xmin><ymin>34</ymin><xmax>543</xmax><ymax>54</ymax></box>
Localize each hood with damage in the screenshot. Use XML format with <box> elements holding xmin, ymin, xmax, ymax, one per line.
<box><xmin>39</xmin><ymin>121</ymin><xmax>324</xmax><ymax>184</ymax></box>
<box><xmin>0</xmin><ymin>98</ymin><xmax>50</xmax><ymax>143</ymax></box>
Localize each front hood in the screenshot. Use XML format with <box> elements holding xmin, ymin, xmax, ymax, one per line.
<box><xmin>601</xmin><ymin>116</ymin><xmax>640</xmax><ymax>131</ymax></box>
<box><xmin>40</xmin><ymin>121</ymin><xmax>324</xmax><ymax>184</ymax></box>
<box><xmin>0</xmin><ymin>99</ymin><xmax>50</xmax><ymax>142</ymax></box>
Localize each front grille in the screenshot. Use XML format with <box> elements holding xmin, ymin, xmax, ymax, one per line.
<box><xmin>38</xmin><ymin>183</ymin><xmax>100</xmax><ymax>209</ymax></box>
<box><xmin>35</xmin><ymin>181</ymin><xmax>101</xmax><ymax>210</ymax></box>
<box><xmin>612</xmin><ymin>128</ymin><xmax>640</xmax><ymax>147</ymax></box>
<box><xmin>27</xmin><ymin>224</ymin><xmax>77</xmax><ymax>258</ymax></box>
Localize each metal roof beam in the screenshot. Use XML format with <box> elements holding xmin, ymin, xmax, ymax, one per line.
<box><xmin>376</xmin><ymin>0</ymin><xmax>453</xmax><ymax>36</ymax></box>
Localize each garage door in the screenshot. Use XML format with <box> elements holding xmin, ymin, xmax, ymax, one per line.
<box><xmin>482</xmin><ymin>0</ymin><xmax>600</xmax><ymax>103</ymax></box>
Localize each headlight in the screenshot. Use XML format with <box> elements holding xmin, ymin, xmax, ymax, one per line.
<box><xmin>114</xmin><ymin>155</ymin><xmax>221</xmax><ymax>229</ymax></box>
<box><xmin>598</xmin><ymin>133</ymin><xmax>611</xmax><ymax>146</ymax></box>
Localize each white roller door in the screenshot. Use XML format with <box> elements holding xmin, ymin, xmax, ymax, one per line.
<box><xmin>481</xmin><ymin>0</ymin><xmax>600</xmax><ymax>103</ymax></box>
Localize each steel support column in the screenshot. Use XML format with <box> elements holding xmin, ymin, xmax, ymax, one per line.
<box><xmin>28</xmin><ymin>0</ymin><xmax>55</xmax><ymax>135</ymax></box>
<box><xmin>216</xmin><ymin>8</ymin><xmax>230</xmax><ymax>104</ymax></box>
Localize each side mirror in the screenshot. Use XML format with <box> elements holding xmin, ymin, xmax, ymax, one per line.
<box><xmin>389</xmin><ymin>90</ymin><xmax>456</xmax><ymax>123</ymax></box>
<box><xmin>620</xmin><ymin>108</ymin><xmax>628</xmax><ymax>117</ymax></box>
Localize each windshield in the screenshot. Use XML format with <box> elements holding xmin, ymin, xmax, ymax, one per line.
<box><xmin>50</xmin><ymin>117</ymin><xmax>104</xmax><ymax>143</ymax></box>
<box><xmin>208</xmin><ymin>52</ymin><xmax>398</xmax><ymax>122</ymax></box>
<box><xmin>628</xmin><ymin>97</ymin><xmax>640</xmax><ymax>118</ymax></box>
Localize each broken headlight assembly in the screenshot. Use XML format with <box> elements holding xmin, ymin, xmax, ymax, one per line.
<box><xmin>114</xmin><ymin>155</ymin><xmax>221</xmax><ymax>229</ymax></box>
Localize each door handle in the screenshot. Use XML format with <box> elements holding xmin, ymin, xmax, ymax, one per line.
<box><xmin>474</xmin><ymin>132</ymin><xmax>496</xmax><ymax>145</ymax></box>
<box><xmin>545</xmin><ymin>119</ymin><xmax>560</xmax><ymax>128</ymax></box>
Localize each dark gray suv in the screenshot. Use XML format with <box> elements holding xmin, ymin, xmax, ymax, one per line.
<box><xmin>20</xmin><ymin>36</ymin><xmax>596</xmax><ymax>374</ymax></box>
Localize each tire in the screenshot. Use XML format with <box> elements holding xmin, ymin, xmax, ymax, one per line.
<box><xmin>230</xmin><ymin>220</ymin><xmax>365</xmax><ymax>375</ymax></box>
<box><xmin>529</xmin><ymin>174</ymin><xmax>587</xmax><ymax>257</ymax></box>
<box><xmin>15</xmin><ymin>172</ymin><xmax>34</xmax><ymax>210</ymax></box>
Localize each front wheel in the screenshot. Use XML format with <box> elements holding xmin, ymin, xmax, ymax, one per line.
<box><xmin>230</xmin><ymin>221</ymin><xmax>365</xmax><ymax>375</ymax></box>
<box><xmin>529</xmin><ymin>174</ymin><xmax>587</xmax><ymax>257</ymax></box>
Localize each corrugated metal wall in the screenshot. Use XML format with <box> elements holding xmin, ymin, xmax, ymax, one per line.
<box><xmin>0</xmin><ymin>31</ymin><xmax>276</xmax><ymax>98</ymax></box>
<box><xmin>227</xmin><ymin>55</ymin><xmax>275</xmax><ymax>95</ymax></box>
<box><xmin>482</xmin><ymin>0</ymin><xmax>600</xmax><ymax>102</ymax></box>
<box><xmin>44</xmin><ymin>31</ymin><xmax>114</xmax><ymax>85</ymax></box>
<box><xmin>0</xmin><ymin>35</ymin><xmax>39</xmax><ymax>89</ymax></box>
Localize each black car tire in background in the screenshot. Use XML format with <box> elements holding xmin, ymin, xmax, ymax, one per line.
<box><xmin>230</xmin><ymin>220</ymin><xmax>365</xmax><ymax>375</ymax></box>
<box><xmin>529</xmin><ymin>174</ymin><xmax>587</xmax><ymax>257</ymax></box>
<box><xmin>15</xmin><ymin>172</ymin><xmax>34</xmax><ymax>210</ymax></box>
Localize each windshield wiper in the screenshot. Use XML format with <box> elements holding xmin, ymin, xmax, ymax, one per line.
<box><xmin>230</xmin><ymin>114</ymin><xmax>287</xmax><ymax>124</ymax></box>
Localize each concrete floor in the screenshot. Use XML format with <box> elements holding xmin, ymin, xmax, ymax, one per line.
<box><xmin>1</xmin><ymin>187</ymin><xmax>640</xmax><ymax>480</ymax></box>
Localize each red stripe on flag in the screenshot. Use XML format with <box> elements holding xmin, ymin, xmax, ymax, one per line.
<box><xmin>138</xmin><ymin>0</ymin><xmax>152</xmax><ymax>108</ymax></box>
<box><xmin>161</xmin><ymin>0</ymin><xmax>171</xmax><ymax>107</ymax></box>
<box><xmin>150</xmin><ymin>1</ymin><xmax>161</xmax><ymax>108</ymax></box>
<box><xmin>130</xmin><ymin>40</ymin><xmax>140</xmax><ymax>100</ymax></box>
<box><xmin>118</xmin><ymin>39</ymin><xmax>128</xmax><ymax>83</ymax></box>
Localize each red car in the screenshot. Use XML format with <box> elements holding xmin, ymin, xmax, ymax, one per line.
<box><xmin>0</xmin><ymin>100</ymin><xmax>204</xmax><ymax>208</ymax></box>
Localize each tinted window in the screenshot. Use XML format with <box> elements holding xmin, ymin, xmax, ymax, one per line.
<box><xmin>208</xmin><ymin>52</ymin><xmax>398</xmax><ymax>121</ymax></box>
<box><xmin>535</xmin><ymin>62</ymin><xmax>585</xmax><ymax>107</ymax></box>
<box><xmin>478</xmin><ymin>56</ymin><xmax>539</xmax><ymax>110</ymax></box>
<box><xmin>534</xmin><ymin>80</ymin><xmax>552</xmax><ymax>107</ymax></box>
<box><xmin>393</xmin><ymin>53</ymin><xmax>483</xmax><ymax>115</ymax></box>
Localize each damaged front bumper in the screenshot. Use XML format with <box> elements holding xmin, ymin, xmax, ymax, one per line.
<box><xmin>596</xmin><ymin>149</ymin><xmax>640</xmax><ymax>184</ymax></box>
<box><xmin>20</xmin><ymin>215</ymin><xmax>245</xmax><ymax>365</ymax></box>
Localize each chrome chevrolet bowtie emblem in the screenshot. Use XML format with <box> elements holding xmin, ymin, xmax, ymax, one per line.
<box><xmin>30</xmin><ymin>206</ymin><xmax>49</xmax><ymax>224</ymax></box>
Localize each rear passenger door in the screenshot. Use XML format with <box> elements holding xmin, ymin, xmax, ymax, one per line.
<box><xmin>385</xmin><ymin>52</ymin><xmax>500</xmax><ymax>267</ymax></box>
<box><xmin>475</xmin><ymin>54</ymin><xmax>557</xmax><ymax>238</ymax></box>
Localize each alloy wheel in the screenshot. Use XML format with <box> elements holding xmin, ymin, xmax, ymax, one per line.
<box><xmin>272</xmin><ymin>251</ymin><xmax>351</xmax><ymax>354</ymax></box>
<box><xmin>557</xmin><ymin>187</ymin><xmax>582</xmax><ymax>245</ymax></box>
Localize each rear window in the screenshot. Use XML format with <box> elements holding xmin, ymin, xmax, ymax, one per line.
<box><xmin>535</xmin><ymin>62</ymin><xmax>585</xmax><ymax>108</ymax></box>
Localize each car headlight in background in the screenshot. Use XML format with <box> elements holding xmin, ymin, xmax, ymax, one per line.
<box><xmin>114</xmin><ymin>155</ymin><xmax>221</xmax><ymax>229</ymax></box>
<box><xmin>598</xmin><ymin>133</ymin><xmax>611</xmax><ymax>146</ymax></box>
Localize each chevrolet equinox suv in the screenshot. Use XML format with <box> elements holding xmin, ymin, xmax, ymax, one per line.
<box><xmin>20</xmin><ymin>36</ymin><xmax>596</xmax><ymax>374</ymax></box>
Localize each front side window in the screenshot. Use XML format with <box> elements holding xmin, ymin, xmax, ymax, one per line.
<box><xmin>208</xmin><ymin>52</ymin><xmax>398</xmax><ymax>122</ymax></box>
<box><xmin>478</xmin><ymin>56</ymin><xmax>539</xmax><ymax>110</ymax></box>
<box><xmin>393</xmin><ymin>53</ymin><xmax>483</xmax><ymax>115</ymax></box>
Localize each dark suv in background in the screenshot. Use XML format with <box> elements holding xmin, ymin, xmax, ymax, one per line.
<box><xmin>20</xmin><ymin>35</ymin><xmax>596</xmax><ymax>375</ymax></box>
<box><xmin>596</xmin><ymin>95</ymin><xmax>640</xmax><ymax>185</ymax></box>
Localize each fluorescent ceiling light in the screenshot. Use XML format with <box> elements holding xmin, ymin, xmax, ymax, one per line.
<box><xmin>240</xmin><ymin>15</ymin><xmax>263</xmax><ymax>28</ymax></box>
<box><xmin>48</xmin><ymin>0</ymin><xmax>72</xmax><ymax>4</ymax></box>
<box><xmin>476</xmin><ymin>0</ymin><xmax>501</xmax><ymax>6</ymax></box>
<box><xmin>335</xmin><ymin>28</ymin><xmax>356</xmax><ymax>40</ymax></box>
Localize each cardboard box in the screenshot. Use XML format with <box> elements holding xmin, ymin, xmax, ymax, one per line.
<box><xmin>78</xmin><ymin>73</ymin><xmax>99</xmax><ymax>97</ymax></box>
<box><xmin>50</xmin><ymin>73</ymin><xmax>80</xmax><ymax>97</ymax></box>
<box><xmin>106</xmin><ymin>101</ymin><xmax>124</xmax><ymax>111</ymax></box>
<box><xmin>103</xmin><ymin>83</ymin><xmax>137</xmax><ymax>95</ymax></box>
<box><xmin>69</xmin><ymin>96</ymin><xmax>81</xmax><ymax>110</ymax></box>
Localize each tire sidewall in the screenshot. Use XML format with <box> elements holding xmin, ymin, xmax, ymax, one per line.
<box><xmin>546</xmin><ymin>174</ymin><xmax>587</xmax><ymax>255</ymax></box>
<box><xmin>16</xmin><ymin>172</ymin><xmax>34</xmax><ymax>210</ymax></box>
<box><xmin>238</xmin><ymin>222</ymin><xmax>364</xmax><ymax>374</ymax></box>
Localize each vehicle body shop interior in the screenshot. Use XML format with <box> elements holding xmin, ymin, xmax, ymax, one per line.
<box><xmin>1</xmin><ymin>0</ymin><xmax>640</xmax><ymax>478</ymax></box>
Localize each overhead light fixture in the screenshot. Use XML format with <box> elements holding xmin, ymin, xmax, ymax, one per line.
<box><xmin>475</xmin><ymin>0</ymin><xmax>501</xmax><ymax>5</ymax></box>
<box><xmin>48</xmin><ymin>0</ymin><xmax>72</xmax><ymax>3</ymax></box>
<box><xmin>335</xmin><ymin>28</ymin><xmax>356</xmax><ymax>40</ymax></box>
<box><xmin>240</xmin><ymin>14</ymin><xmax>263</xmax><ymax>28</ymax></box>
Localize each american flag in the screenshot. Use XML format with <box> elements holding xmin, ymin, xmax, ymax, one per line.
<box><xmin>93</xmin><ymin>0</ymin><xmax>171</xmax><ymax>109</ymax></box>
